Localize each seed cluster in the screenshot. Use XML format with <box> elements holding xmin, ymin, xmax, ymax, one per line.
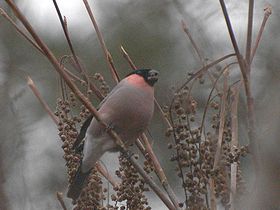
<box><xmin>74</xmin><ymin>169</ymin><xmax>104</xmax><ymax>210</ymax></box>
<box><xmin>109</xmin><ymin>154</ymin><xmax>151</xmax><ymax>210</ymax></box>
<box><xmin>93</xmin><ymin>73</ymin><xmax>110</xmax><ymax>96</ymax></box>
<box><xmin>56</xmin><ymin>88</ymin><xmax>105</xmax><ymax>209</ymax></box>
<box><xmin>55</xmin><ymin>98</ymin><xmax>82</xmax><ymax>184</ymax></box>
<box><xmin>167</xmin><ymin>83</ymin><xmax>248</xmax><ymax>209</ymax></box>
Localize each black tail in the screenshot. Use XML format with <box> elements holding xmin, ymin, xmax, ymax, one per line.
<box><xmin>67</xmin><ymin>165</ymin><xmax>91</xmax><ymax>200</ymax></box>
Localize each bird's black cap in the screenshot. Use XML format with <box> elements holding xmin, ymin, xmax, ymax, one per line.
<box><xmin>126</xmin><ymin>68</ymin><xmax>159</xmax><ymax>86</ymax></box>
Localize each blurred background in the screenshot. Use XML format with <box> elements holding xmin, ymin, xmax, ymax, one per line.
<box><xmin>0</xmin><ymin>0</ymin><xmax>279</xmax><ymax>209</ymax></box>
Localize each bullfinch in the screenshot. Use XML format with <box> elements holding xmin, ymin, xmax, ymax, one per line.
<box><xmin>67</xmin><ymin>68</ymin><xmax>159</xmax><ymax>200</ymax></box>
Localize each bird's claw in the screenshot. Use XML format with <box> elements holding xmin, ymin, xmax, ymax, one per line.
<box><xmin>105</xmin><ymin>123</ymin><xmax>114</xmax><ymax>132</ymax></box>
<box><xmin>124</xmin><ymin>150</ymin><xmax>134</xmax><ymax>159</ymax></box>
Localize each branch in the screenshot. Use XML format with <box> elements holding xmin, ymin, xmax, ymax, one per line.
<box><xmin>245</xmin><ymin>0</ymin><xmax>254</xmax><ymax>68</ymax></box>
<box><xmin>27</xmin><ymin>76</ymin><xmax>59</xmax><ymax>125</ymax></box>
<box><xmin>250</xmin><ymin>4</ymin><xmax>272</xmax><ymax>64</ymax></box>
<box><xmin>56</xmin><ymin>192</ymin><xmax>68</xmax><ymax>210</ymax></box>
<box><xmin>127</xmin><ymin>154</ymin><xmax>176</xmax><ymax>210</ymax></box>
<box><xmin>181</xmin><ymin>20</ymin><xmax>204</xmax><ymax>63</ymax></box>
<box><xmin>120</xmin><ymin>45</ymin><xmax>137</xmax><ymax>70</ymax></box>
<box><xmin>82</xmin><ymin>0</ymin><xmax>120</xmax><ymax>83</ymax></box>
<box><xmin>229</xmin><ymin>82</ymin><xmax>241</xmax><ymax>210</ymax></box>
<box><xmin>52</xmin><ymin>0</ymin><xmax>103</xmax><ymax>100</ymax></box>
<box><xmin>213</xmin><ymin>70</ymin><xmax>228</xmax><ymax>169</ymax></box>
<box><xmin>0</xmin><ymin>7</ymin><xmax>43</xmax><ymax>54</ymax></box>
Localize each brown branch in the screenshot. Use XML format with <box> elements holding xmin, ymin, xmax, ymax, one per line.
<box><xmin>52</xmin><ymin>0</ymin><xmax>103</xmax><ymax>100</ymax></box>
<box><xmin>209</xmin><ymin>179</ymin><xmax>217</xmax><ymax>210</ymax></box>
<box><xmin>245</xmin><ymin>0</ymin><xmax>254</xmax><ymax>68</ymax></box>
<box><xmin>200</xmin><ymin>63</ymin><xmax>237</xmax><ymax>135</ymax></box>
<box><xmin>209</xmin><ymin>70</ymin><xmax>230</xmax><ymax>210</ymax></box>
<box><xmin>127</xmin><ymin>154</ymin><xmax>176</xmax><ymax>210</ymax></box>
<box><xmin>213</xmin><ymin>70</ymin><xmax>228</xmax><ymax>169</ymax></box>
<box><xmin>27</xmin><ymin>76</ymin><xmax>59</xmax><ymax>125</ymax></box>
<box><xmin>120</xmin><ymin>46</ymin><xmax>137</xmax><ymax>70</ymax></box>
<box><xmin>56</xmin><ymin>192</ymin><xmax>68</xmax><ymax>210</ymax></box>
<box><xmin>95</xmin><ymin>162</ymin><xmax>119</xmax><ymax>189</ymax></box>
<box><xmin>250</xmin><ymin>4</ymin><xmax>272</xmax><ymax>64</ymax></box>
<box><xmin>229</xmin><ymin>82</ymin><xmax>241</xmax><ymax>210</ymax></box>
<box><xmin>181</xmin><ymin>19</ymin><xmax>220</xmax><ymax>93</ymax></box>
<box><xmin>0</xmin><ymin>7</ymin><xmax>43</xmax><ymax>54</ymax></box>
<box><xmin>181</xmin><ymin>20</ymin><xmax>204</xmax><ymax>63</ymax></box>
<box><xmin>140</xmin><ymin>134</ymin><xmax>181</xmax><ymax>209</ymax></box>
<box><xmin>82</xmin><ymin>0</ymin><xmax>120</xmax><ymax>83</ymax></box>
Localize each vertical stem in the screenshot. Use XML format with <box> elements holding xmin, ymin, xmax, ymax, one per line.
<box><xmin>27</xmin><ymin>76</ymin><xmax>59</xmax><ymax>125</ymax></box>
<box><xmin>245</xmin><ymin>0</ymin><xmax>254</xmax><ymax>69</ymax></box>
<box><xmin>229</xmin><ymin>83</ymin><xmax>241</xmax><ymax>210</ymax></box>
<box><xmin>250</xmin><ymin>5</ymin><xmax>272</xmax><ymax>64</ymax></box>
<box><xmin>209</xmin><ymin>179</ymin><xmax>217</xmax><ymax>210</ymax></box>
<box><xmin>56</xmin><ymin>192</ymin><xmax>68</xmax><ymax>210</ymax></box>
<box><xmin>82</xmin><ymin>0</ymin><xmax>120</xmax><ymax>83</ymax></box>
<box><xmin>213</xmin><ymin>70</ymin><xmax>228</xmax><ymax>169</ymax></box>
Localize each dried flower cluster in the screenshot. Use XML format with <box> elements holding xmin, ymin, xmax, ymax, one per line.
<box><xmin>55</xmin><ymin>73</ymin><xmax>110</xmax><ymax>209</ymax></box>
<box><xmin>109</xmin><ymin>154</ymin><xmax>151</xmax><ymax>210</ymax></box>
<box><xmin>74</xmin><ymin>169</ymin><xmax>104</xmax><ymax>210</ymax></box>
<box><xmin>55</xmin><ymin>98</ymin><xmax>82</xmax><ymax>185</ymax></box>
<box><xmin>166</xmin><ymin>76</ymin><xmax>249</xmax><ymax>209</ymax></box>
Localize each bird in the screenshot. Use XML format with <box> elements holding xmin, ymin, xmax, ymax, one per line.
<box><xmin>67</xmin><ymin>68</ymin><xmax>159</xmax><ymax>200</ymax></box>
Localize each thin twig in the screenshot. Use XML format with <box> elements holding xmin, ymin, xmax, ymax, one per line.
<box><xmin>120</xmin><ymin>46</ymin><xmax>137</xmax><ymax>70</ymax></box>
<box><xmin>140</xmin><ymin>134</ymin><xmax>181</xmax><ymax>209</ymax></box>
<box><xmin>52</xmin><ymin>0</ymin><xmax>103</xmax><ymax>100</ymax></box>
<box><xmin>127</xmin><ymin>154</ymin><xmax>176</xmax><ymax>210</ymax></box>
<box><xmin>181</xmin><ymin>20</ymin><xmax>204</xmax><ymax>63</ymax></box>
<box><xmin>218</xmin><ymin>0</ymin><xmax>246</xmax><ymax>73</ymax></box>
<box><xmin>181</xmin><ymin>19</ymin><xmax>220</xmax><ymax>93</ymax></box>
<box><xmin>27</xmin><ymin>76</ymin><xmax>59</xmax><ymax>125</ymax></box>
<box><xmin>245</xmin><ymin>0</ymin><xmax>254</xmax><ymax>69</ymax></box>
<box><xmin>213</xmin><ymin>70</ymin><xmax>228</xmax><ymax>169</ymax></box>
<box><xmin>209</xmin><ymin>70</ymin><xmax>230</xmax><ymax>210</ymax></box>
<box><xmin>200</xmin><ymin>63</ymin><xmax>237</xmax><ymax>136</ymax></box>
<box><xmin>52</xmin><ymin>0</ymin><xmax>85</xmax><ymax>75</ymax></box>
<box><xmin>250</xmin><ymin>5</ymin><xmax>272</xmax><ymax>64</ymax></box>
<box><xmin>82</xmin><ymin>0</ymin><xmax>120</xmax><ymax>83</ymax></box>
<box><xmin>0</xmin><ymin>7</ymin><xmax>43</xmax><ymax>54</ymax></box>
<box><xmin>95</xmin><ymin>162</ymin><xmax>118</xmax><ymax>189</ymax></box>
<box><xmin>56</xmin><ymin>192</ymin><xmax>68</xmax><ymax>210</ymax></box>
<box><xmin>209</xmin><ymin>179</ymin><xmax>217</xmax><ymax>210</ymax></box>
<box><xmin>229</xmin><ymin>82</ymin><xmax>241</xmax><ymax>210</ymax></box>
<box><xmin>169</xmin><ymin>53</ymin><xmax>235</xmax><ymax>111</ymax></box>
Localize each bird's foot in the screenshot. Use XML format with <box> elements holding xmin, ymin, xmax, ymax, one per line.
<box><xmin>123</xmin><ymin>150</ymin><xmax>134</xmax><ymax>160</ymax></box>
<box><xmin>105</xmin><ymin>123</ymin><xmax>114</xmax><ymax>132</ymax></box>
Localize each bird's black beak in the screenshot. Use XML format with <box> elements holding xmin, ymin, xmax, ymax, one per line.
<box><xmin>148</xmin><ymin>69</ymin><xmax>159</xmax><ymax>86</ymax></box>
